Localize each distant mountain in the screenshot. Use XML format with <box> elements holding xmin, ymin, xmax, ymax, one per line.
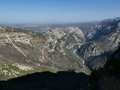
<box><xmin>3</xmin><ymin>23</ymin><xmax>85</xmax><ymax>34</ymax></box>
<box><xmin>3</xmin><ymin>22</ymin><xmax>99</xmax><ymax>35</ymax></box>
<box><xmin>0</xmin><ymin>26</ymin><xmax>90</xmax><ymax>80</ymax></box>
<box><xmin>78</xmin><ymin>22</ymin><xmax>99</xmax><ymax>35</ymax></box>
<box><xmin>6</xmin><ymin>24</ymin><xmax>54</xmax><ymax>34</ymax></box>
<box><xmin>77</xmin><ymin>18</ymin><xmax>120</xmax><ymax>70</ymax></box>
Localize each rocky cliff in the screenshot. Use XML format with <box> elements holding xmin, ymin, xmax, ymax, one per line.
<box><xmin>77</xmin><ymin>18</ymin><xmax>120</xmax><ymax>70</ymax></box>
<box><xmin>0</xmin><ymin>26</ymin><xmax>90</xmax><ymax>80</ymax></box>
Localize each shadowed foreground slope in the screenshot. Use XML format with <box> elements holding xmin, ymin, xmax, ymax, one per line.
<box><xmin>90</xmin><ymin>46</ymin><xmax>120</xmax><ymax>90</ymax></box>
<box><xmin>0</xmin><ymin>71</ymin><xmax>89</xmax><ymax>90</ymax></box>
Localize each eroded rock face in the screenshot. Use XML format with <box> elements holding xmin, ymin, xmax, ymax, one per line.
<box><xmin>77</xmin><ymin>42</ymin><xmax>103</xmax><ymax>59</ymax></box>
<box><xmin>0</xmin><ymin>26</ymin><xmax>90</xmax><ymax>80</ymax></box>
<box><xmin>43</xmin><ymin>27</ymin><xmax>85</xmax><ymax>52</ymax></box>
<box><xmin>77</xmin><ymin>18</ymin><xmax>120</xmax><ymax>70</ymax></box>
<box><xmin>42</xmin><ymin>27</ymin><xmax>89</xmax><ymax>72</ymax></box>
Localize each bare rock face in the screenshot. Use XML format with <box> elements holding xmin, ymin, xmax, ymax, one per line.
<box><xmin>0</xmin><ymin>26</ymin><xmax>90</xmax><ymax>80</ymax></box>
<box><xmin>77</xmin><ymin>42</ymin><xmax>103</xmax><ymax>59</ymax></box>
<box><xmin>42</xmin><ymin>27</ymin><xmax>89</xmax><ymax>73</ymax></box>
<box><xmin>77</xmin><ymin>18</ymin><xmax>120</xmax><ymax>70</ymax></box>
<box><xmin>43</xmin><ymin>27</ymin><xmax>84</xmax><ymax>52</ymax></box>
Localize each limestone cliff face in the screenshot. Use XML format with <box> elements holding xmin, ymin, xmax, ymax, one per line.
<box><xmin>0</xmin><ymin>26</ymin><xmax>89</xmax><ymax>80</ymax></box>
<box><xmin>42</xmin><ymin>27</ymin><xmax>88</xmax><ymax>72</ymax></box>
<box><xmin>77</xmin><ymin>18</ymin><xmax>120</xmax><ymax>69</ymax></box>
<box><xmin>77</xmin><ymin>42</ymin><xmax>103</xmax><ymax>59</ymax></box>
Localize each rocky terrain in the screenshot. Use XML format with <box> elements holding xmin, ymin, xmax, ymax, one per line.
<box><xmin>0</xmin><ymin>17</ymin><xmax>120</xmax><ymax>83</ymax></box>
<box><xmin>0</xmin><ymin>44</ymin><xmax>119</xmax><ymax>90</ymax></box>
<box><xmin>77</xmin><ymin>18</ymin><xmax>120</xmax><ymax>70</ymax></box>
<box><xmin>0</xmin><ymin>26</ymin><xmax>90</xmax><ymax>80</ymax></box>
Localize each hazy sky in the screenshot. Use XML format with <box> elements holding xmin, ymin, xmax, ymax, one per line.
<box><xmin>0</xmin><ymin>0</ymin><xmax>120</xmax><ymax>24</ymax></box>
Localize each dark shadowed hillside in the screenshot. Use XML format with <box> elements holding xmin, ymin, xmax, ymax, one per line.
<box><xmin>89</xmin><ymin>46</ymin><xmax>120</xmax><ymax>90</ymax></box>
<box><xmin>0</xmin><ymin>71</ymin><xmax>89</xmax><ymax>90</ymax></box>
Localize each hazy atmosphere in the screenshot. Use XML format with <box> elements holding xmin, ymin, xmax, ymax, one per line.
<box><xmin>0</xmin><ymin>0</ymin><xmax>120</xmax><ymax>24</ymax></box>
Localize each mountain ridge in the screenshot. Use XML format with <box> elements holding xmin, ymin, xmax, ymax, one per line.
<box><xmin>0</xmin><ymin>26</ymin><xmax>90</xmax><ymax>80</ymax></box>
<box><xmin>77</xmin><ymin>18</ymin><xmax>120</xmax><ymax>69</ymax></box>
